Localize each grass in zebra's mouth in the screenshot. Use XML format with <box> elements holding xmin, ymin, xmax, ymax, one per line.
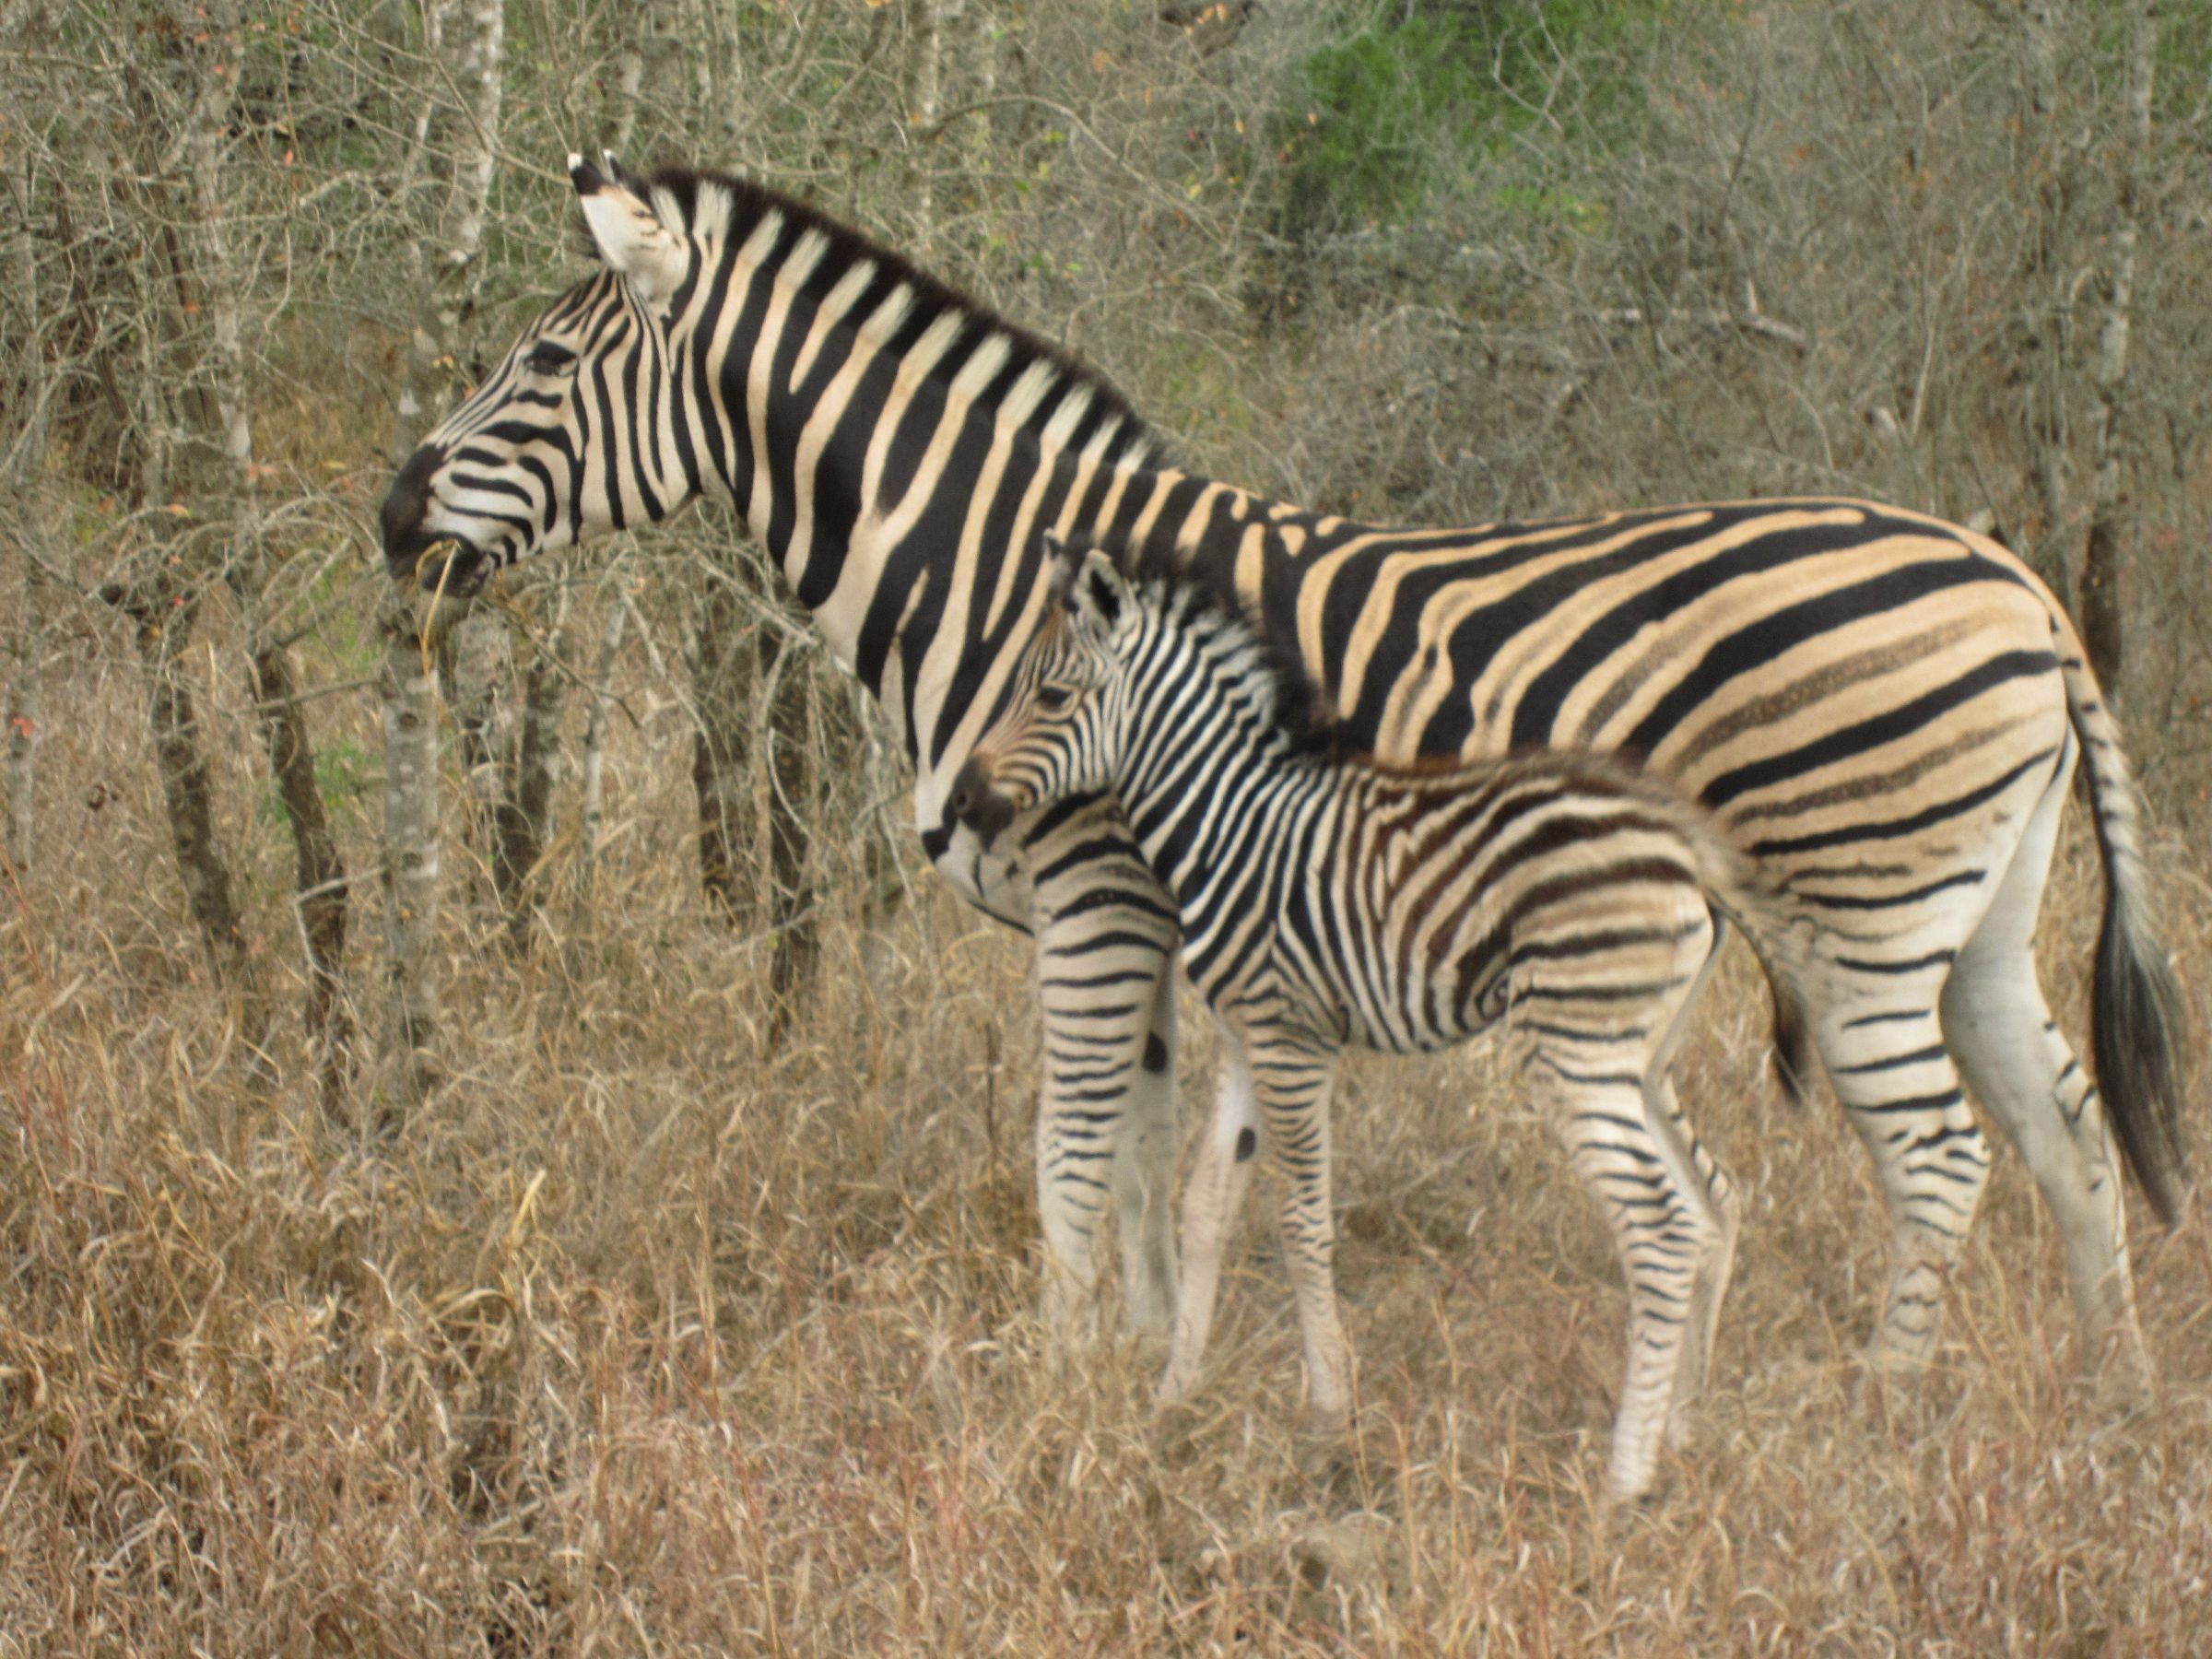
<box><xmin>406</xmin><ymin>537</ymin><xmax>480</xmax><ymax>660</ymax></box>
<box><xmin>3</xmin><ymin>629</ymin><xmax>2209</xmax><ymax>1653</ymax></box>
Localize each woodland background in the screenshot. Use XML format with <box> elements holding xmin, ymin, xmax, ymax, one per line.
<box><xmin>5</xmin><ymin>0</ymin><xmax>2212</xmax><ymax>1651</ymax></box>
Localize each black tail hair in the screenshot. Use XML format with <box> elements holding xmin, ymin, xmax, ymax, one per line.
<box><xmin>2093</xmin><ymin>893</ymin><xmax>2190</xmax><ymax>1225</ymax></box>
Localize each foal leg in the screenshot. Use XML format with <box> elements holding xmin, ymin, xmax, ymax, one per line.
<box><xmin>1623</xmin><ymin>913</ymin><xmax>1741</xmax><ymax>1446</ymax></box>
<box><xmin>1030</xmin><ymin>812</ymin><xmax>1183</xmax><ymax>1340</ymax></box>
<box><xmin>1643</xmin><ymin>1070</ymin><xmax>1740</xmax><ymax>1450</ymax></box>
<box><xmin>1514</xmin><ymin>893</ymin><xmax>1724</xmax><ymax>1500</ymax></box>
<box><xmin>1244</xmin><ymin>1032</ymin><xmax>1353</xmax><ymax>1426</ymax></box>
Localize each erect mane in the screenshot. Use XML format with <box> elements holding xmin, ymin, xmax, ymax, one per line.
<box><xmin>1061</xmin><ymin>532</ymin><xmax>1338</xmax><ymax>758</ymax></box>
<box><xmin>627</xmin><ymin>163</ymin><xmax>1162</xmax><ymax>467</ymax></box>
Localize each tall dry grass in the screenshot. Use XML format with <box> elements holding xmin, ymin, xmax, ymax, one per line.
<box><xmin>3</xmin><ymin>613</ymin><xmax>2209</xmax><ymax>1656</ymax></box>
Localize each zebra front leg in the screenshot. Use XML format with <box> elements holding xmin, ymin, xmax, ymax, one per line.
<box><xmin>1029</xmin><ymin>806</ymin><xmax>1183</xmax><ymax>1343</ymax></box>
<box><xmin>1160</xmin><ymin>1037</ymin><xmax>1262</xmax><ymax>1405</ymax></box>
<box><xmin>1246</xmin><ymin>1034</ymin><xmax>1352</xmax><ymax>1426</ymax></box>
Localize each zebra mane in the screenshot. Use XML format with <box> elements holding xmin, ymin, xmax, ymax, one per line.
<box><xmin>1066</xmin><ymin>533</ymin><xmax>1339</xmax><ymax>759</ymax></box>
<box><xmin>620</xmin><ymin>164</ymin><xmax>1162</xmax><ymax>465</ymax></box>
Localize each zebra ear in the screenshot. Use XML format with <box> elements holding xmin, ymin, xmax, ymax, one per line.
<box><xmin>1065</xmin><ymin>548</ymin><xmax>1129</xmax><ymax>637</ymax></box>
<box><xmin>602</xmin><ymin>149</ymin><xmax>651</xmax><ymax>196</ymax></box>
<box><xmin>570</xmin><ymin>151</ymin><xmax>687</xmax><ymax>306</ymax></box>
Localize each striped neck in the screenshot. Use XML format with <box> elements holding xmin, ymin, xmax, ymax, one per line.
<box><xmin>662</xmin><ymin>171</ymin><xmax>1157</xmax><ymax>747</ymax></box>
<box><xmin>1106</xmin><ymin>587</ymin><xmax>1333</xmax><ymax>933</ymax></box>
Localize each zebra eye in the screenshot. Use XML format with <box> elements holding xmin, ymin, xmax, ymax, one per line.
<box><xmin>1036</xmin><ymin>683</ymin><xmax>1078</xmax><ymax>712</ymax></box>
<box><xmin>524</xmin><ymin>341</ymin><xmax>577</xmax><ymax>376</ymax></box>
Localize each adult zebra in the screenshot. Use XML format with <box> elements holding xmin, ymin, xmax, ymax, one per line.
<box><xmin>380</xmin><ymin>153</ymin><xmax>2186</xmax><ymax>1383</ymax></box>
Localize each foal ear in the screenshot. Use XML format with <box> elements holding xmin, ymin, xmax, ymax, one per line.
<box><xmin>1065</xmin><ymin>548</ymin><xmax>1130</xmax><ymax>636</ymax></box>
<box><xmin>1041</xmin><ymin>531</ymin><xmax>1088</xmax><ymax>608</ymax></box>
<box><xmin>570</xmin><ymin>150</ymin><xmax>688</xmax><ymax>306</ymax></box>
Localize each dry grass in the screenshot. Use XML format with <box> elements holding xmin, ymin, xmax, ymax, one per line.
<box><xmin>4</xmin><ymin>637</ymin><xmax>2210</xmax><ymax>1657</ymax></box>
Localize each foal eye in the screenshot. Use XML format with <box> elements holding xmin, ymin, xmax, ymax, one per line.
<box><xmin>1036</xmin><ymin>683</ymin><xmax>1077</xmax><ymax>712</ymax></box>
<box><xmin>524</xmin><ymin>341</ymin><xmax>577</xmax><ymax>375</ymax></box>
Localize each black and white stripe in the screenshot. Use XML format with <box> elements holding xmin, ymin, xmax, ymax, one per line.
<box><xmin>955</xmin><ymin>534</ymin><xmax>1802</xmax><ymax>1498</ymax></box>
<box><xmin>379</xmin><ymin>153</ymin><xmax>2186</xmax><ymax>1381</ymax></box>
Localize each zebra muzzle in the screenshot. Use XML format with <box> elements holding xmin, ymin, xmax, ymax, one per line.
<box><xmin>948</xmin><ymin>757</ymin><xmax>1018</xmax><ymax>848</ymax></box>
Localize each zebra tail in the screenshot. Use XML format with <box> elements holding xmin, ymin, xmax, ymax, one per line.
<box><xmin>2055</xmin><ymin>613</ymin><xmax>2192</xmax><ymax>1227</ymax></box>
<box><xmin>1767</xmin><ymin>968</ymin><xmax>1816</xmax><ymax>1109</ymax></box>
<box><xmin>1668</xmin><ymin>794</ymin><xmax>1818</xmax><ymax>1109</ymax></box>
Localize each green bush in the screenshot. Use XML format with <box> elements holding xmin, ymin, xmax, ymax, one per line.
<box><xmin>1273</xmin><ymin>0</ymin><xmax>1664</xmax><ymax>242</ymax></box>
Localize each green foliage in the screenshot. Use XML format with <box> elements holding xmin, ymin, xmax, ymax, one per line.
<box><xmin>1272</xmin><ymin>0</ymin><xmax>1665</xmax><ymax>242</ymax></box>
<box><xmin>261</xmin><ymin>737</ymin><xmax>376</xmax><ymax>830</ymax></box>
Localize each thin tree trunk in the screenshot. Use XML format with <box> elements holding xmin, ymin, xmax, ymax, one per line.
<box><xmin>2079</xmin><ymin>0</ymin><xmax>2155</xmax><ymax>696</ymax></box>
<box><xmin>492</xmin><ymin>580</ymin><xmax>571</xmax><ymax>947</ymax></box>
<box><xmin>249</xmin><ymin>645</ymin><xmax>353</xmax><ymax>1119</ymax></box>
<box><xmin>574</xmin><ymin>576</ymin><xmax>629</xmax><ymax>910</ymax></box>
<box><xmin>378</xmin><ymin>0</ymin><xmax>501</xmax><ymax>1109</ymax></box>
<box><xmin>4</xmin><ymin>561</ymin><xmax>35</xmax><ymax>874</ymax></box>
<box><xmin>440</xmin><ymin>605</ymin><xmax>509</xmax><ymax>891</ymax></box>
<box><xmin>394</xmin><ymin>0</ymin><xmax>503</xmax><ymax>458</ymax></box>
<box><xmin>102</xmin><ymin>99</ymin><xmax>264</xmax><ymax>1042</ymax></box>
<box><xmin>759</xmin><ymin>618</ymin><xmax>818</xmax><ymax>1046</ymax></box>
<box><xmin>5</xmin><ymin>145</ymin><xmax>48</xmax><ymax>877</ymax></box>
<box><xmin>109</xmin><ymin>585</ymin><xmax>255</xmax><ymax>999</ymax></box>
<box><xmin>177</xmin><ymin>0</ymin><xmax>354</xmax><ymax>1109</ymax></box>
<box><xmin>378</xmin><ymin>596</ymin><xmax>445</xmax><ymax>1120</ymax></box>
<box><xmin>2018</xmin><ymin>0</ymin><xmax>2074</xmax><ymax>606</ymax></box>
<box><xmin>602</xmin><ymin>22</ymin><xmax>644</xmax><ymax>155</ymax></box>
<box><xmin>905</xmin><ymin>0</ymin><xmax>964</xmax><ymax>251</ymax></box>
<box><xmin>691</xmin><ymin>564</ymin><xmax>753</xmax><ymax>925</ymax></box>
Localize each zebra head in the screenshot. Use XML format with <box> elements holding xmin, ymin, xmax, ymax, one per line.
<box><xmin>948</xmin><ymin>534</ymin><xmax>1140</xmax><ymax>849</ymax></box>
<box><xmin>381</xmin><ymin>152</ymin><xmax>700</xmax><ymax>595</ymax></box>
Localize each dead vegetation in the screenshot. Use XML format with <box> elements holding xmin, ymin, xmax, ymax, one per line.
<box><xmin>6</xmin><ymin>0</ymin><xmax>2212</xmax><ymax>1651</ymax></box>
<box><xmin>3</xmin><ymin>649</ymin><xmax>2208</xmax><ymax>1651</ymax></box>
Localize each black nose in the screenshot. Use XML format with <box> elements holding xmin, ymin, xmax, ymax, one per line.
<box><xmin>380</xmin><ymin>442</ymin><xmax>450</xmax><ymax>584</ymax></box>
<box><xmin>949</xmin><ymin>757</ymin><xmax>1017</xmax><ymax>847</ymax></box>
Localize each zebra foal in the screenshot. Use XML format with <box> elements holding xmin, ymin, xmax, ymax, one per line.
<box><xmin>950</xmin><ymin>533</ymin><xmax>1806</xmax><ymax>1500</ymax></box>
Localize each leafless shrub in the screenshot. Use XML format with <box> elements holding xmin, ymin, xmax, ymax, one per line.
<box><xmin>3</xmin><ymin>1</ymin><xmax>2210</xmax><ymax>1647</ymax></box>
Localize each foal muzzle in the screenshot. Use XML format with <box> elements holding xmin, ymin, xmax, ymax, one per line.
<box><xmin>947</xmin><ymin>756</ymin><xmax>1019</xmax><ymax>848</ymax></box>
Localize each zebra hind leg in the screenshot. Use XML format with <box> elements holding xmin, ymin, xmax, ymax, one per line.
<box><xmin>1938</xmin><ymin>746</ymin><xmax>2151</xmax><ymax>1394</ymax></box>
<box><xmin>1642</xmin><ymin>1073</ymin><xmax>1740</xmax><ymax>1453</ymax></box>
<box><xmin>1810</xmin><ymin>984</ymin><xmax>1993</xmax><ymax>1372</ymax></box>
<box><xmin>1634</xmin><ymin>915</ymin><xmax>1739</xmax><ymax>1452</ymax></box>
<box><xmin>1516</xmin><ymin>895</ymin><xmax>1726</xmax><ymax>1501</ymax></box>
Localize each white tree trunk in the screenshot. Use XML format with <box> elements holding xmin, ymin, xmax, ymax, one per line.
<box><xmin>382</xmin><ymin>0</ymin><xmax>504</xmax><ymax>1112</ymax></box>
<box><xmin>395</xmin><ymin>0</ymin><xmax>504</xmax><ymax>457</ymax></box>
<box><xmin>906</xmin><ymin>0</ymin><xmax>966</xmax><ymax>251</ymax></box>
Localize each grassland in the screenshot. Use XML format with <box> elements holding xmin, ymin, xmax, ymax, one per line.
<box><xmin>2</xmin><ymin>628</ymin><xmax>2208</xmax><ymax>1656</ymax></box>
